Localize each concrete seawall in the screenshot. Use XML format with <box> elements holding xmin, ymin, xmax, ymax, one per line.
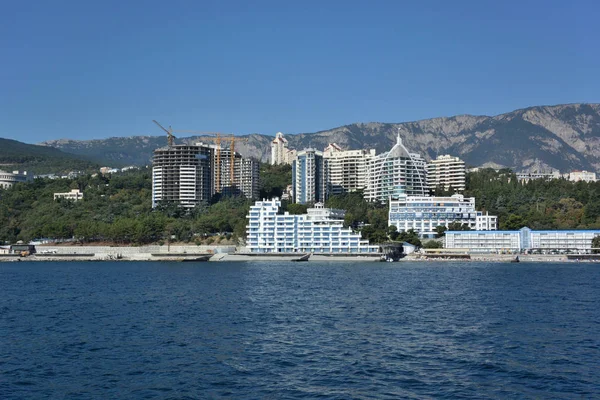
<box><xmin>24</xmin><ymin>245</ymin><xmax>236</xmax><ymax>261</ymax></box>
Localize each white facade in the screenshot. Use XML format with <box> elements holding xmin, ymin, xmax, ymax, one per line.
<box><xmin>0</xmin><ymin>170</ymin><xmax>30</xmax><ymax>189</ymax></box>
<box><xmin>245</xmin><ymin>199</ymin><xmax>379</xmax><ymax>254</ymax></box>
<box><xmin>365</xmin><ymin>135</ymin><xmax>427</xmax><ymax>202</ymax></box>
<box><xmin>446</xmin><ymin>227</ymin><xmax>600</xmax><ymax>253</ymax></box>
<box><xmin>445</xmin><ymin>230</ymin><xmax>522</xmax><ymax>253</ymax></box>
<box><xmin>388</xmin><ymin>194</ymin><xmax>497</xmax><ymax>238</ymax></box>
<box><xmin>516</xmin><ymin>170</ymin><xmax>561</xmax><ymax>183</ymax></box>
<box><xmin>476</xmin><ymin>212</ymin><xmax>498</xmax><ymax>230</ymax></box>
<box><xmin>292</xmin><ymin>149</ymin><xmax>327</xmax><ymax>204</ymax></box>
<box><xmin>323</xmin><ymin>144</ymin><xmax>376</xmax><ymax>195</ymax></box>
<box><xmin>568</xmin><ymin>170</ymin><xmax>597</xmax><ymax>182</ymax></box>
<box><xmin>271</xmin><ymin>132</ymin><xmax>295</xmax><ymax>165</ymax></box>
<box><xmin>54</xmin><ymin>189</ymin><xmax>84</xmax><ymax>201</ymax></box>
<box><xmin>426</xmin><ymin>155</ymin><xmax>466</xmax><ymax>193</ymax></box>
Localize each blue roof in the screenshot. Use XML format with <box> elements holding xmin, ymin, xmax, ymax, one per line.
<box><xmin>446</xmin><ymin>230</ymin><xmax>518</xmax><ymax>234</ymax></box>
<box><xmin>447</xmin><ymin>229</ymin><xmax>600</xmax><ymax>234</ymax></box>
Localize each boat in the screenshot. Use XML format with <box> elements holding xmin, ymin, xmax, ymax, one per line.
<box><xmin>511</xmin><ymin>256</ymin><xmax>520</xmax><ymax>263</ymax></box>
<box><xmin>291</xmin><ymin>253</ymin><xmax>311</xmax><ymax>262</ymax></box>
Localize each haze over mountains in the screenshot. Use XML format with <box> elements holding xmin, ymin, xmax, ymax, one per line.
<box><xmin>33</xmin><ymin>103</ymin><xmax>600</xmax><ymax>173</ymax></box>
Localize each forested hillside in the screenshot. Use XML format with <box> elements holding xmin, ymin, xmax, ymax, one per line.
<box><xmin>2</xmin><ymin>166</ymin><xmax>600</xmax><ymax>245</ymax></box>
<box><xmin>0</xmin><ymin>138</ymin><xmax>98</xmax><ymax>174</ymax></box>
<box><xmin>0</xmin><ymin>169</ymin><xmax>252</xmax><ymax>244</ymax></box>
<box><xmin>465</xmin><ymin>169</ymin><xmax>600</xmax><ymax>230</ymax></box>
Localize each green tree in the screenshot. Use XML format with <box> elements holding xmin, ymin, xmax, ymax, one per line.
<box><xmin>423</xmin><ymin>240</ymin><xmax>443</xmax><ymax>249</ymax></box>
<box><xmin>503</xmin><ymin>214</ymin><xmax>525</xmax><ymax>230</ymax></box>
<box><xmin>286</xmin><ymin>203</ymin><xmax>308</xmax><ymax>215</ymax></box>
<box><xmin>435</xmin><ymin>225</ymin><xmax>447</xmax><ymax>238</ymax></box>
<box><xmin>592</xmin><ymin>236</ymin><xmax>600</xmax><ymax>254</ymax></box>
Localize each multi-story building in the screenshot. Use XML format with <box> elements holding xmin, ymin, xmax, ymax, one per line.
<box><xmin>516</xmin><ymin>170</ymin><xmax>561</xmax><ymax>183</ymax></box>
<box><xmin>365</xmin><ymin>135</ymin><xmax>427</xmax><ymax>202</ymax></box>
<box><xmin>446</xmin><ymin>227</ymin><xmax>600</xmax><ymax>253</ymax></box>
<box><xmin>271</xmin><ymin>132</ymin><xmax>296</xmax><ymax>165</ymax></box>
<box><xmin>323</xmin><ymin>143</ymin><xmax>376</xmax><ymax>195</ymax></box>
<box><xmin>388</xmin><ymin>194</ymin><xmax>497</xmax><ymax>238</ymax></box>
<box><xmin>568</xmin><ymin>170</ymin><xmax>597</xmax><ymax>182</ymax></box>
<box><xmin>152</xmin><ymin>144</ymin><xmax>214</xmax><ymax>208</ymax></box>
<box><xmin>292</xmin><ymin>149</ymin><xmax>327</xmax><ymax>204</ymax></box>
<box><xmin>217</xmin><ymin>149</ymin><xmax>259</xmax><ymax>199</ymax></box>
<box><xmin>245</xmin><ymin>199</ymin><xmax>380</xmax><ymax>254</ymax></box>
<box><xmin>54</xmin><ymin>189</ymin><xmax>84</xmax><ymax>201</ymax></box>
<box><xmin>426</xmin><ymin>155</ymin><xmax>466</xmax><ymax>193</ymax></box>
<box><xmin>475</xmin><ymin>212</ymin><xmax>498</xmax><ymax>230</ymax></box>
<box><xmin>0</xmin><ymin>170</ymin><xmax>30</xmax><ymax>189</ymax></box>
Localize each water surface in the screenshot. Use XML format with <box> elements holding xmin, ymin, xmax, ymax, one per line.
<box><xmin>1</xmin><ymin>261</ymin><xmax>599</xmax><ymax>399</ymax></box>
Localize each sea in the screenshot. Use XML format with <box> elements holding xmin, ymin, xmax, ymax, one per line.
<box><xmin>1</xmin><ymin>261</ymin><xmax>599</xmax><ymax>399</ymax></box>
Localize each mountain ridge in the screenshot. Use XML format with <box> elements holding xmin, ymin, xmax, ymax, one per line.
<box><xmin>0</xmin><ymin>137</ymin><xmax>98</xmax><ymax>174</ymax></box>
<box><xmin>39</xmin><ymin>103</ymin><xmax>600</xmax><ymax>173</ymax></box>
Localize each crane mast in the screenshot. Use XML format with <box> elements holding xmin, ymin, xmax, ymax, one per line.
<box><xmin>173</xmin><ymin>130</ymin><xmax>247</xmax><ymax>194</ymax></box>
<box><xmin>152</xmin><ymin>120</ymin><xmax>176</xmax><ymax>147</ymax></box>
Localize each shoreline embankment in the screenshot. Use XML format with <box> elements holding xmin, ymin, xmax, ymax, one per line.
<box><xmin>1</xmin><ymin>245</ymin><xmax>594</xmax><ymax>263</ymax></box>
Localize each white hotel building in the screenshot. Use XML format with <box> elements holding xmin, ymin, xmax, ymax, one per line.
<box><xmin>446</xmin><ymin>227</ymin><xmax>600</xmax><ymax>253</ymax></box>
<box><xmin>246</xmin><ymin>199</ymin><xmax>379</xmax><ymax>254</ymax></box>
<box><xmin>388</xmin><ymin>194</ymin><xmax>497</xmax><ymax>238</ymax></box>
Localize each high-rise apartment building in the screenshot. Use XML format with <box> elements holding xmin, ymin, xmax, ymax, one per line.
<box><xmin>152</xmin><ymin>144</ymin><xmax>214</xmax><ymax>208</ymax></box>
<box><xmin>292</xmin><ymin>149</ymin><xmax>327</xmax><ymax>204</ymax></box>
<box><xmin>218</xmin><ymin>149</ymin><xmax>259</xmax><ymax>199</ymax></box>
<box><xmin>365</xmin><ymin>135</ymin><xmax>427</xmax><ymax>202</ymax></box>
<box><xmin>271</xmin><ymin>132</ymin><xmax>297</xmax><ymax>165</ymax></box>
<box><xmin>323</xmin><ymin>143</ymin><xmax>376</xmax><ymax>196</ymax></box>
<box><xmin>426</xmin><ymin>155</ymin><xmax>466</xmax><ymax>193</ymax></box>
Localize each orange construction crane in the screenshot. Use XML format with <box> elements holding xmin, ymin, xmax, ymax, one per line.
<box><xmin>152</xmin><ymin>120</ymin><xmax>176</xmax><ymax>147</ymax></box>
<box><xmin>174</xmin><ymin>130</ymin><xmax>247</xmax><ymax>193</ymax></box>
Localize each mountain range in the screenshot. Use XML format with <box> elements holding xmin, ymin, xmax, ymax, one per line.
<box><xmin>34</xmin><ymin>103</ymin><xmax>600</xmax><ymax>173</ymax></box>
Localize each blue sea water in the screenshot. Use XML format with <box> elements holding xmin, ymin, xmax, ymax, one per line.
<box><xmin>1</xmin><ymin>261</ymin><xmax>599</xmax><ymax>399</ymax></box>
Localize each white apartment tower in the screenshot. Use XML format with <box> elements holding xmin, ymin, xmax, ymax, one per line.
<box><xmin>365</xmin><ymin>134</ymin><xmax>428</xmax><ymax>202</ymax></box>
<box><xmin>292</xmin><ymin>149</ymin><xmax>327</xmax><ymax>204</ymax></box>
<box><xmin>271</xmin><ymin>132</ymin><xmax>290</xmax><ymax>165</ymax></box>
<box><xmin>323</xmin><ymin>143</ymin><xmax>376</xmax><ymax>196</ymax></box>
<box><xmin>152</xmin><ymin>144</ymin><xmax>214</xmax><ymax>208</ymax></box>
<box><xmin>426</xmin><ymin>155</ymin><xmax>466</xmax><ymax>193</ymax></box>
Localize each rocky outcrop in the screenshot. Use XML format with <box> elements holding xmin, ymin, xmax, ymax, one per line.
<box><xmin>40</xmin><ymin>103</ymin><xmax>600</xmax><ymax>172</ymax></box>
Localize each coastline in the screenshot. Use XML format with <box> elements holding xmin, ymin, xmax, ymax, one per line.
<box><xmin>1</xmin><ymin>249</ymin><xmax>594</xmax><ymax>263</ymax></box>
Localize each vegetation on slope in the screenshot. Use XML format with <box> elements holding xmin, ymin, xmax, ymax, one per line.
<box><xmin>0</xmin><ymin>138</ymin><xmax>98</xmax><ymax>174</ymax></box>
<box><xmin>2</xmin><ymin>165</ymin><xmax>600</xmax><ymax>245</ymax></box>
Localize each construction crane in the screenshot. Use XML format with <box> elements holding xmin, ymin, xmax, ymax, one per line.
<box><xmin>152</xmin><ymin>120</ymin><xmax>176</xmax><ymax>147</ymax></box>
<box><xmin>174</xmin><ymin>130</ymin><xmax>248</xmax><ymax>193</ymax></box>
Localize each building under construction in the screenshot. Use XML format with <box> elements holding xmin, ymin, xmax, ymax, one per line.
<box><xmin>152</xmin><ymin>143</ymin><xmax>259</xmax><ymax>209</ymax></box>
<box><xmin>152</xmin><ymin>144</ymin><xmax>214</xmax><ymax>208</ymax></box>
<box><xmin>217</xmin><ymin>149</ymin><xmax>259</xmax><ymax>199</ymax></box>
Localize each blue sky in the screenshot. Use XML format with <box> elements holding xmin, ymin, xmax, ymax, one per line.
<box><xmin>1</xmin><ymin>0</ymin><xmax>598</xmax><ymax>143</ymax></box>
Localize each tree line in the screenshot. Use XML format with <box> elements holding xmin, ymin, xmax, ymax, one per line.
<box><xmin>2</xmin><ymin>165</ymin><xmax>600</xmax><ymax>246</ymax></box>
